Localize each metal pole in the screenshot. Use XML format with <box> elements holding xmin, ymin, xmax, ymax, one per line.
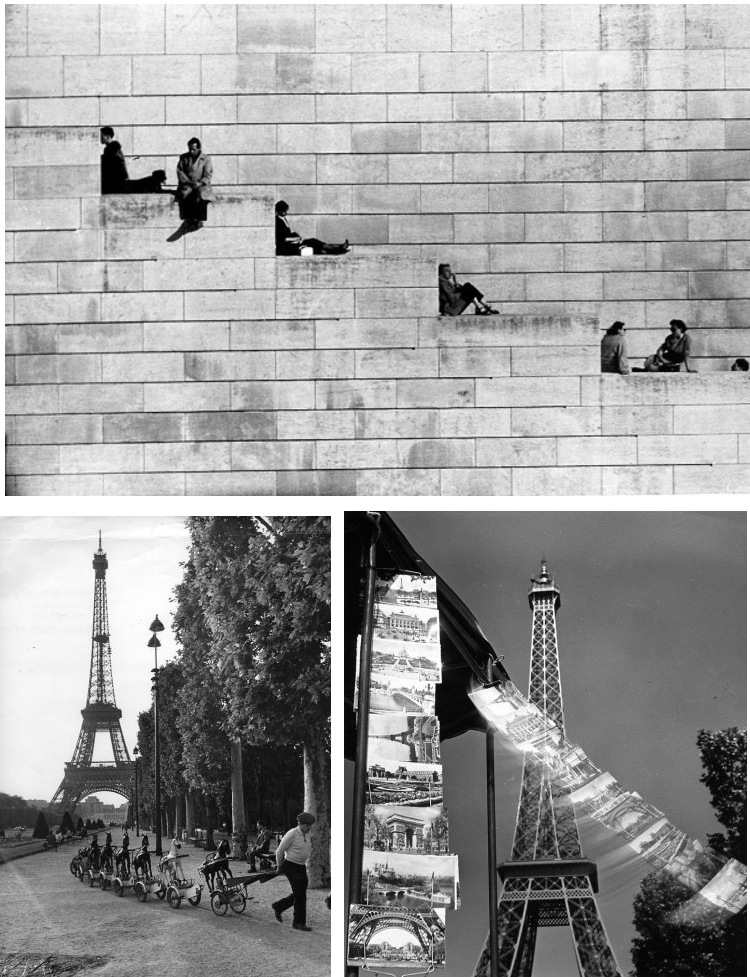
<box><xmin>153</xmin><ymin>645</ymin><xmax>162</xmax><ymax>856</ymax></box>
<box><xmin>148</xmin><ymin>616</ymin><xmax>164</xmax><ymax>856</ymax></box>
<box><xmin>486</xmin><ymin>658</ymin><xmax>500</xmax><ymax>977</ymax></box>
<box><xmin>134</xmin><ymin>757</ymin><xmax>139</xmax><ymax>836</ymax></box>
<box><xmin>347</xmin><ymin>512</ymin><xmax>380</xmax><ymax>975</ymax></box>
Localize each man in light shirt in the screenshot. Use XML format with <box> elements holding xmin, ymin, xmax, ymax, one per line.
<box><xmin>271</xmin><ymin>811</ymin><xmax>316</xmax><ymax>931</ymax></box>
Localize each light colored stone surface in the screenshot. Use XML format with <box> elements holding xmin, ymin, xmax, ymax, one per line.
<box><xmin>5</xmin><ymin>5</ymin><xmax>27</xmax><ymax>58</ymax></box>
<box><xmin>6</xmin><ymin>56</ymin><xmax>63</xmax><ymax>97</ymax></box>
<box><xmin>166</xmin><ymin>4</ymin><xmax>237</xmax><ymax>55</ymax></box>
<box><xmin>101</xmin><ymin>4</ymin><xmax>165</xmax><ymax>55</ymax></box>
<box><xmin>238</xmin><ymin>4</ymin><xmax>316</xmax><ymax>53</ymax></box>
<box><xmin>64</xmin><ymin>56</ymin><xmax>133</xmax><ymax>97</ymax></box>
<box><xmin>601</xmin><ymin>4</ymin><xmax>686</xmax><ymax>51</ymax></box>
<box><xmin>132</xmin><ymin>55</ymin><xmax>201</xmax><ymax>95</ymax></box>
<box><xmin>316</xmin><ymin>4</ymin><xmax>386</xmax><ymax>52</ymax></box>
<box><xmin>7</xmin><ymin>126</ymin><xmax>99</xmax><ymax>167</ymax></box>
<box><xmin>28</xmin><ymin>4</ymin><xmax>99</xmax><ymax>56</ymax></box>
<box><xmin>563</xmin><ymin>51</ymin><xmax>643</xmax><ymax>91</ymax></box>
<box><xmin>6</xmin><ymin>5</ymin><xmax>749</xmax><ymax>496</ymax></box>
<box><xmin>526</xmin><ymin>4</ymin><xmax>600</xmax><ymax>51</ymax></box>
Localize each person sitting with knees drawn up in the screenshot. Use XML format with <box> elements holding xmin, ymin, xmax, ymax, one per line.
<box><xmin>438</xmin><ymin>263</ymin><xmax>498</xmax><ymax>316</ymax></box>
<box><xmin>644</xmin><ymin>319</ymin><xmax>696</xmax><ymax>373</ymax></box>
<box><xmin>275</xmin><ymin>201</ymin><xmax>350</xmax><ymax>256</ymax></box>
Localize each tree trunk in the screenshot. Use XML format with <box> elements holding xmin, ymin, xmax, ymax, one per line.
<box><xmin>230</xmin><ymin>738</ymin><xmax>246</xmax><ymax>857</ymax></box>
<box><xmin>175</xmin><ymin>792</ymin><xmax>184</xmax><ymax>840</ymax></box>
<box><xmin>205</xmin><ymin>793</ymin><xmax>215</xmax><ymax>850</ymax></box>
<box><xmin>185</xmin><ymin>791</ymin><xmax>195</xmax><ymax>840</ymax></box>
<box><xmin>252</xmin><ymin>752</ymin><xmax>260</xmax><ymax>824</ymax></box>
<box><xmin>304</xmin><ymin>730</ymin><xmax>330</xmax><ymax>889</ymax></box>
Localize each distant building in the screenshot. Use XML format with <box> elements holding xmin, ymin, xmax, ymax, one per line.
<box><xmin>374</xmin><ymin>608</ymin><xmax>438</xmax><ymax>642</ymax></box>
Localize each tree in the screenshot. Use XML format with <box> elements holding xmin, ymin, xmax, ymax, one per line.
<box><xmin>155</xmin><ymin>659</ymin><xmax>190</xmax><ymax>838</ymax></box>
<box><xmin>364</xmin><ymin>808</ymin><xmax>388</xmax><ymax>849</ymax></box>
<box><xmin>76</xmin><ymin>817</ymin><xmax>84</xmax><ymax>832</ymax></box>
<box><xmin>60</xmin><ymin>810</ymin><xmax>75</xmax><ymax>834</ymax></box>
<box><xmin>173</xmin><ymin>557</ymin><xmax>233</xmax><ymax>850</ymax></box>
<box><xmin>631</xmin><ymin>728</ymin><xmax>747</xmax><ymax>976</ymax></box>
<box><xmin>32</xmin><ymin>810</ymin><xmax>49</xmax><ymax>839</ymax></box>
<box><xmin>176</xmin><ymin>517</ymin><xmax>331</xmax><ymax>886</ymax></box>
<box><xmin>697</xmin><ymin>728</ymin><xmax>746</xmax><ymax>862</ymax></box>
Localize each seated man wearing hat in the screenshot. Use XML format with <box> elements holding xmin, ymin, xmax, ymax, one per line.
<box><xmin>271</xmin><ymin>811</ymin><xmax>316</xmax><ymax>931</ymax></box>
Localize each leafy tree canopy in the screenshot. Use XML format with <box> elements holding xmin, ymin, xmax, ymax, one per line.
<box><xmin>179</xmin><ymin>516</ymin><xmax>330</xmax><ymax>748</ymax></box>
<box><xmin>630</xmin><ymin>728</ymin><xmax>747</xmax><ymax>977</ymax></box>
<box><xmin>697</xmin><ymin>728</ymin><xmax>746</xmax><ymax>862</ymax></box>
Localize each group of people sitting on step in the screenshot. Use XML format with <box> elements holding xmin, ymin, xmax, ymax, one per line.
<box><xmin>602</xmin><ymin>320</ymin><xmax>747</xmax><ymax>375</ymax></box>
<box><xmin>101</xmin><ymin>128</ymin><xmax>744</xmax><ymax>368</ymax></box>
<box><xmin>438</xmin><ymin>267</ymin><xmax>746</xmax><ymax>373</ymax></box>
<box><xmin>101</xmin><ymin>128</ymin><xmax>212</xmax><ymax>230</ymax></box>
<box><xmin>101</xmin><ymin>127</ymin><xmax>352</xmax><ymax>247</ymax></box>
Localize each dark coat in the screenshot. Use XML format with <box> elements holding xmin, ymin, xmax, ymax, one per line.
<box><xmin>276</xmin><ymin>214</ymin><xmax>301</xmax><ymax>255</ymax></box>
<box><xmin>439</xmin><ymin>274</ymin><xmax>467</xmax><ymax>316</ymax></box>
<box><xmin>101</xmin><ymin>141</ymin><xmax>129</xmax><ymax>194</ymax></box>
<box><xmin>659</xmin><ymin>331</ymin><xmax>691</xmax><ymax>363</ymax></box>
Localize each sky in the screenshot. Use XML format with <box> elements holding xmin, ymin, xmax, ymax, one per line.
<box><xmin>0</xmin><ymin>517</ymin><xmax>191</xmax><ymax>805</ymax></box>
<box><xmin>347</xmin><ymin>510</ymin><xmax>746</xmax><ymax>977</ymax></box>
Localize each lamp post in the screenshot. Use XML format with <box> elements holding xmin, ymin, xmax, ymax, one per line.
<box><xmin>148</xmin><ymin>614</ymin><xmax>165</xmax><ymax>856</ymax></box>
<box><xmin>133</xmin><ymin>747</ymin><xmax>140</xmax><ymax>837</ymax></box>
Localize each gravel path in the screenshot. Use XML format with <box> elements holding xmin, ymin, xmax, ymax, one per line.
<box><xmin>0</xmin><ymin>833</ymin><xmax>330</xmax><ymax>977</ymax></box>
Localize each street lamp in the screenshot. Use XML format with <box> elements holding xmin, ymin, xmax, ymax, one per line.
<box><xmin>148</xmin><ymin>614</ymin><xmax>165</xmax><ymax>856</ymax></box>
<box><xmin>133</xmin><ymin>746</ymin><xmax>140</xmax><ymax>837</ymax></box>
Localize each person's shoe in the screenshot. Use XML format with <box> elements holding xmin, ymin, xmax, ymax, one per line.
<box><xmin>475</xmin><ymin>308</ymin><xmax>491</xmax><ymax>315</ymax></box>
<box><xmin>485</xmin><ymin>305</ymin><xmax>500</xmax><ymax>314</ymax></box>
<box><xmin>292</xmin><ymin>923</ymin><xmax>312</xmax><ymax>931</ymax></box>
<box><xmin>272</xmin><ymin>903</ymin><xmax>283</xmax><ymax>923</ymax></box>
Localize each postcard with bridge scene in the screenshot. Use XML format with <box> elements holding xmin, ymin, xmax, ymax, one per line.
<box><xmin>361</xmin><ymin>849</ymin><xmax>459</xmax><ymax>911</ymax></box>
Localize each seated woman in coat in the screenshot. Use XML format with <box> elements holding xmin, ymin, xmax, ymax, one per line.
<box><xmin>644</xmin><ymin>319</ymin><xmax>696</xmax><ymax>372</ymax></box>
<box><xmin>438</xmin><ymin>263</ymin><xmax>498</xmax><ymax>316</ymax></box>
<box><xmin>176</xmin><ymin>137</ymin><xmax>213</xmax><ymax>229</ymax></box>
<box><xmin>275</xmin><ymin>201</ymin><xmax>350</xmax><ymax>255</ymax></box>
<box><xmin>600</xmin><ymin>321</ymin><xmax>630</xmax><ymax>374</ymax></box>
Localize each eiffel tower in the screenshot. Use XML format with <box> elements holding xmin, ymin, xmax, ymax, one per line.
<box><xmin>475</xmin><ymin>561</ymin><xmax>621</xmax><ymax>977</ymax></box>
<box><xmin>50</xmin><ymin>533</ymin><xmax>134</xmax><ymax>815</ymax></box>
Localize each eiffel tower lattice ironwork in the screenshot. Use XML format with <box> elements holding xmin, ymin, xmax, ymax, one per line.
<box><xmin>50</xmin><ymin>534</ymin><xmax>134</xmax><ymax>814</ymax></box>
<box><xmin>475</xmin><ymin>561</ymin><xmax>622</xmax><ymax>977</ymax></box>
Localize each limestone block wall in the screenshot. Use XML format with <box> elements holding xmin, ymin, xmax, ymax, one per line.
<box><xmin>5</xmin><ymin>4</ymin><xmax>750</xmax><ymax>495</ymax></box>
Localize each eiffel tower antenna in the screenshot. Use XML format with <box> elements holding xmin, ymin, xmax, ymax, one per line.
<box><xmin>474</xmin><ymin>560</ymin><xmax>621</xmax><ymax>977</ymax></box>
<box><xmin>50</xmin><ymin>534</ymin><xmax>134</xmax><ymax>815</ymax></box>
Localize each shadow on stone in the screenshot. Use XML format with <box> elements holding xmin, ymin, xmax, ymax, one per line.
<box><xmin>167</xmin><ymin>220</ymin><xmax>199</xmax><ymax>243</ymax></box>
